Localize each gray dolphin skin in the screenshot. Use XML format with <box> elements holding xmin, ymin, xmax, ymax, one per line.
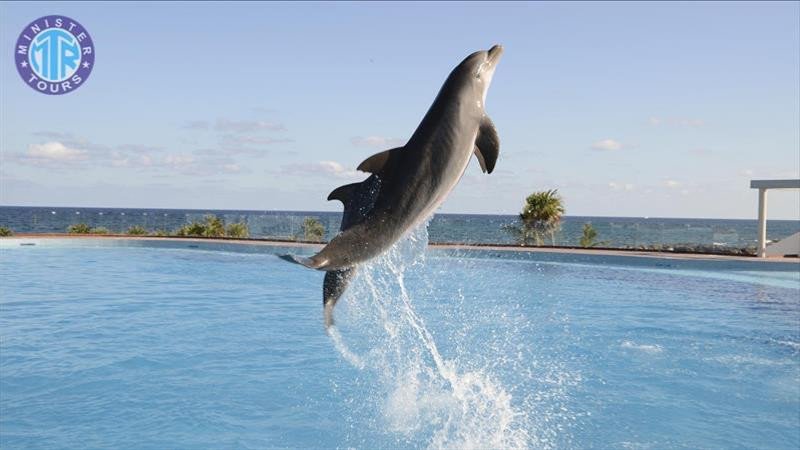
<box><xmin>280</xmin><ymin>45</ymin><xmax>503</xmax><ymax>326</ymax></box>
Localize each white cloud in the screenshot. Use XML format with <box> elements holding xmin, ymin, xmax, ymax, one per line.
<box><xmin>665</xmin><ymin>179</ymin><xmax>681</xmax><ymax>188</ymax></box>
<box><xmin>283</xmin><ymin>160</ymin><xmax>363</xmax><ymax>180</ymax></box>
<box><xmin>351</xmin><ymin>136</ymin><xmax>406</xmax><ymax>149</ymax></box>
<box><xmin>111</xmin><ymin>154</ymin><xmax>154</xmax><ymax>168</ymax></box>
<box><xmin>12</xmin><ymin>132</ymin><xmax>248</xmax><ymax>177</ymax></box>
<box><xmin>156</xmin><ymin>155</ymin><xmax>248</xmax><ymax>176</ymax></box>
<box><xmin>164</xmin><ymin>154</ymin><xmax>195</xmax><ymax>168</ymax></box>
<box><xmin>27</xmin><ymin>141</ymin><xmax>88</xmax><ymax>161</ymax></box>
<box><xmin>608</xmin><ymin>181</ymin><xmax>635</xmax><ymax>191</ymax></box>
<box><xmin>591</xmin><ymin>139</ymin><xmax>623</xmax><ymax>151</ymax></box>
<box><xmin>316</xmin><ymin>160</ymin><xmax>361</xmax><ymax>178</ymax></box>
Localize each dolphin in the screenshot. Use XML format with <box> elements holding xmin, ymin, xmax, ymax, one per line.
<box><xmin>281</xmin><ymin>45</ymin><xmax>503</xmax><ymax>326</ymax></box>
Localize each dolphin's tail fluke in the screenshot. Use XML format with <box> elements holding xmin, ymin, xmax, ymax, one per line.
<box><xmin>323</xmin><ymin>267</ymin><xmax>357</xmax><ymax>328</ymax></box>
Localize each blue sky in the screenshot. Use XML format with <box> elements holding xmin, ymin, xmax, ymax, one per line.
<box><xmin>1</xmin><ymin>1</ymin><xmax>798</xmax><ymax>219</ymax></box>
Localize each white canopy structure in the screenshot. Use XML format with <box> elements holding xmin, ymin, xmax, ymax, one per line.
<box><xmin>750</xmin><ymin>179</ymin><xmax>800</xmax><ymax>257</ymax></box>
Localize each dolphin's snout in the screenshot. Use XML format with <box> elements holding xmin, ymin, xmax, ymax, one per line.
<box><xmin>488</xmin><ymin>44</ymin><xmax>504</xmax><ymax>62</ymax></box>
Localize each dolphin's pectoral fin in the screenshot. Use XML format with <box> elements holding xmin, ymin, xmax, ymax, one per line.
<box><xmin>322</xmin><ymin>266</ymin><xmax>357</xmax><ymax>327</ymax></box>
<box><xmin>328</xmin><ymin>182</ymin><xmax>361</xmax><ymax>204</ymax></box>
<box><xmin>356</xmin><ymin>146</ymin><xmax>403</xmax><ymax>174</ymax></box>
<box><xmin>475</xmin><ymin>116</ymin><xmax>500</xmax><ymax>174</ymax></box>
<box><xmin>278</xmin><ymin>254</ymin><xmax>327</xmax><ymax>270</ymax></box>
<box><xmin>474</xmin><ymin>146</ymin><xmax>488</xmax><ymax>173</ymax></box>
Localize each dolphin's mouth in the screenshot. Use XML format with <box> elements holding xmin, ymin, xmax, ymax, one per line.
<box><xmin>476</xmin><ymin>44</ymin><xmax>503</xmax><ymax>81</ymax></box>
<box><xmin>475</xmin><ymin>44</ymin><xmax>503</xmax><ymax>80</ymax></box>
<box><xmin>487</xmin><ymin>44</ymin><xmax>504</xmax><ymax>64</ymax></box>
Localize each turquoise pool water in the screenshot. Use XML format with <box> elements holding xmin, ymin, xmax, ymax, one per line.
<box><xmin>1</xmin><ymin>236</ymin><xmax>798</xmax><ymax>449</ymax></box>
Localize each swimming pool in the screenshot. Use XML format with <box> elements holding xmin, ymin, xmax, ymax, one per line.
<box><xmin>1</xmin><ymin>236</ymin><xmax>798</xmax><ymax>449</ymax></box>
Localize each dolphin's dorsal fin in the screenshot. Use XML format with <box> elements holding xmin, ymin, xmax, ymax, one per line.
<box><xmin>357</xmin><ymin>147</ymin><xmax>403</xmax><ymax>174</ymax></box>
<box><xmin>474</xmin><ymin>116</ymin><xmax>499</xmax><ymax>174</ymax></box>
<box><xmin>327</xmin><ymin>182</ymin><xmax>361</xmax><ymax>204</ymax></box>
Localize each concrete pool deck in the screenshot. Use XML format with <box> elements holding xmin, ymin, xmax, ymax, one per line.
<box><xmin>4</xmin><ymin>233</ymin><xmax>798</xmax><ymax>264</ymax></box>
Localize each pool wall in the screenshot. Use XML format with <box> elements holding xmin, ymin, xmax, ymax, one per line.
<box><xmin>2</xmin><ymin>237</ymin><xmax>798</xmax><ymax>273</ymax></box>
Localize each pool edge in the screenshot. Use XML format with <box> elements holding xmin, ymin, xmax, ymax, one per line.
<box><xmin>3</xmin><ymin>234</ymin><xmax>798</xmax><ymax>267</ymax></box>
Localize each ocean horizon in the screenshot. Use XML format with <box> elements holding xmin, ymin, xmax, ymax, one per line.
<box><xmin>4</xmin><ymin>203</ymin><xmax>798</xmax><ymax>222</ymax></box>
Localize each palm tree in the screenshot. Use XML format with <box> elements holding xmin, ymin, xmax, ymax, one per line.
<box><xmin>202</xmin><ymin>214</ymin><xmax>226</xmax><ymax>237</ymax></box>
<box><xmin>301</xmin><ymin>217</ymin><xmax>326</xmax><ymax>242</ymax></box>
<box><xmin>579</xmin><ymin>223</ymin><xmax>598</xmax><ymax>247</ymax></box>
<box><xmin>67</xmin><ymin>223</ymin><xmax>91</xmax><ymax>234</ymax></box>
<box><xmin>173</xmin><ymin>214</ymin><xmax>227</xmax><ymax>237</ymax></box>
<box><xmin>127</xmin><ymin>225</ymin><xmax>148</xmax><ymax>235</ymax></box>
<box><xmin>504</xmin><ymin>189</ymin><xmax>565</xmax><ymax>246</ymax></box>
<box><xmin>226</xmin><ymin>222</ymin><xmax>249</xmax><ymax>238</ymax></box>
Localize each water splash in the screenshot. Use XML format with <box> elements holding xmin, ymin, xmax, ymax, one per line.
<box><xmin>328</xmin><ymin>220</ymin><xmax>576</xmax><ymax>449</ymax></box>
<box><xmin>620</xmin><ymin>340</ymin><xmax>664</xmax><ymax>354</ymax></box>
<box><xmin>328</xmin><ymin>326</ymin><xmax>366</xmax><ymax>370</ymax></box>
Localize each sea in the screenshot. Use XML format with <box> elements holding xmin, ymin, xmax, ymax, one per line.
<box><xmin>1</xmin><ymin>205</ymin><xmax>798</xmax><ymax>249</ymax></box>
